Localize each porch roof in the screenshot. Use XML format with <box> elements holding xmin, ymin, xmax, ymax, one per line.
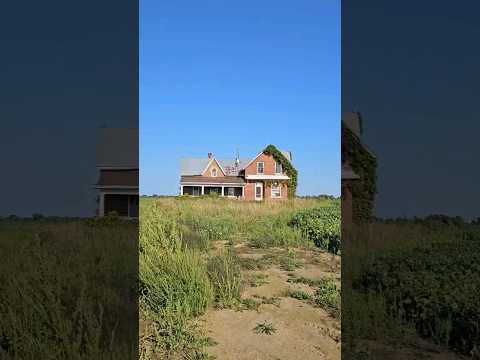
<box><xmin>97</xmin><ymin>169</ymin><xmax>139</xmax><ymax>187</ymax></box>
<box><xmin>180</xmin><ymin>176</ymin><xmax>245</xmax><ymax>185</ymax></box>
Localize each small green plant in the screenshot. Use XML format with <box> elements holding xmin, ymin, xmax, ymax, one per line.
<box><xmin>287</xmin><ymin>290</ymin><xmax>312</xmax><ymax>300</ymax></box>
<box><xmin>253</xmin><ymin>321</ymin><xmax>277</xmax><ymax>335</ymax></box>
<box><xmin>253</xmin><ymin>295</ymin><xmax>281</xmax><ymax>307</ymax></box>
<box><xmin>240</xmin><ymin>298</ymin><xmax>261</xmax><ymax>311</ymax></box>
<box><xmin>279</xmin><ymin>250</ymin><xmax>303</xmax><ymax>271</ymax></box>
<box><xmin>248</xmin><ymin>273</ymin><xmax>269</xmax><ymax>287</ymax></box>
<box><xmin>314</xmin><ymin>279</ymin><xmax>340</xmax><ymax>318</ymax></box>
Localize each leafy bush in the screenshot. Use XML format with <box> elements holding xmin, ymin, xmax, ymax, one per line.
<box><xmin>290</xmin><ymin>206</ymin><xmax>340</xmax><ymax>254</ymax></box>
<box><xmin>314</xmin><ymin>279</ymin><xmax>341</xmax><ymax>318</ymax></box>
<box><xmin>354</xmin><ymin>239</ymin><xmax>480</xmax><ymax>355</ymax></box>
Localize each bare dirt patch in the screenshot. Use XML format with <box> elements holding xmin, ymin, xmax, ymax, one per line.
<box><xmin>202</xmin><ymin>245</ymin><xmax>341</xmax><ymax>360</ymax></box>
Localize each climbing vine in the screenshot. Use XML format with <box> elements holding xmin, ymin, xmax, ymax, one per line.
<box><xmin>342</xmin><ymin>125</ymin><xmax>377</xmax><ymax>222</ymax></box>
<box><xmin>262</xmin><ymin>144</ymin><xmax>297</xmax><ymax>198</ymax></box>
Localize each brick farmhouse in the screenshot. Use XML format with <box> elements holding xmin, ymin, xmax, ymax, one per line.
<box><xmin>179</xmin><ymin>146</ymin><xmax>294</xmax><ymax>201</ymax></box>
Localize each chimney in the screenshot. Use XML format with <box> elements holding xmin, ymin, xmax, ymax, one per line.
<box><xmin>208</xmin><ymin>152</ymin><xmax>213</xmax><ymax>159</ymax></box>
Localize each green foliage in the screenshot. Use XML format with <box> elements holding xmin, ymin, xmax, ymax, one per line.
<box><xmin>248</xmin><ymin>216</ymin><xmax>303</xmax><ymax>249</ymax></box>
<box><xmin>287</xmin><ymin>290</ymin><xmax>312</xmax><ymax>300</ymax></box>
<box><xmin>248</xmin><ymin>273</ymin><xmax>269</xmax><ymax>287</ymax></box>
<box><xmin>253</xmin><ymin>321</ymin><xmax>277</xmax><ymax>335</ymax></box>
<box><xmin>207</xmin><ymin>251</ymin><xmax>243</xmax><ymax>308</ymax></box>
<box><xmin>314</xmin><ymin>279</ymin><xmax>341</xmax><ymax>318</ymax></box>
<box><xmin>279</xmin><ymin>250</ymin><xmax>303</xmax><ymax>271</ymax></box>
<box><xmin>354</xmin><ymin>238</ymin><xmax>480</xmax><ymax>355</ymax></box>
<box><xmin>290</xmin><ymin>206</ymin><xmax>341</xmax><ymax>254</ymax></box>
<box><xmin>342</xmin><ymin>123</ymin><xmax>377</xmax><ymax>222</ymax></box>
<box><xmin>262</xmin><ymin>144</ymin><xmax>298</xmax><ymax>198</ymax></box>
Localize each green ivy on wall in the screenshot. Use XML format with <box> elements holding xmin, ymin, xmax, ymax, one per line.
<box><xmin>262</xmin><ymin>144</ymin><xmax>298</xmax><ymax>198</ymax></box>
<box><xmin>341</xmin><ymin>125</ymin><xmax>377</xmax><ymax>222</ymax></box>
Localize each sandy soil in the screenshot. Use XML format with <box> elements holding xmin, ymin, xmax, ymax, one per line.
<box><xmin>202</xmin><ymin>244</ymin><xmax>341</xmax><ymax>360</ymax></box>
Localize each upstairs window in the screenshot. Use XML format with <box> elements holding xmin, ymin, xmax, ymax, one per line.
<box><xmin>257</xmin><ymin>162</ymin><xmax>264</xmax><ymax>174</ymax></box>
<box><xmin>275</xmin><ymin>162</ymin><xmax>283</xmax><ymax>174</ymax></box>
<box><xmin>211</xmin><ymin>168</ymin><xmax>217</xmax><ymax>177</ymax></box>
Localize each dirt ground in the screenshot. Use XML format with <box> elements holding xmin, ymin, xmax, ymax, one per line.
<box><xmin>202</xmin><ymin>243</ymin><xmax>341</xmax><ymax>360</ymax></box>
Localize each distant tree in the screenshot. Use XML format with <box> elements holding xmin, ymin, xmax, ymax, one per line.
<box><xmin>32</xmin><ymin>213</ymin><xmax>44</xmax><ymax>220</ymax></box>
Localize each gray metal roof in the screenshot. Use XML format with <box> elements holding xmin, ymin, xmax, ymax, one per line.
<box><xmin>218</xmin><ymin>159</ymin><xmax>249</xmax><ymax>175</ymax></box>
<box><xmin>179</xmin><ymin>158</ymin><xmax>211</xmax><ymax>176</ymax></box>
<box><xmin>180</xmin><ymin>158</ymin><xmax>250</xmax><ymax>176</ymax></box>
<box><xmin>96</xmin><ymin>128</ymin><xmax>138</xmax><ymax>168</ymax></box>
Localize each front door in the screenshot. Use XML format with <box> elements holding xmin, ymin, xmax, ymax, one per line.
<box><xmin>255</xmin><ymin>182</ymin><xmax>263</xmax><ymax>201</ymax></box>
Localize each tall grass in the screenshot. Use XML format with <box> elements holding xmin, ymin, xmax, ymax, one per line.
<box><xmin>207</xmin><ymin>250</ymin><xmax>243</xmax><ymax>308</ymax></box>
<box><xmin>0</xmin><ymin>219</ymin><xmax>138</xmax><ymax>359</ymax></box>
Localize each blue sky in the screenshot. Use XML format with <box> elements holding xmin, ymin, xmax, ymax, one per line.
<box><xmin>140</xmin><ymin>1</ymin><xmax>340</xmax><ymax>196</ymax></box>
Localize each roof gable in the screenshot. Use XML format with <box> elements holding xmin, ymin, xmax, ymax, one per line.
<box><xmin>201</xmin><ymin>158</ymin><xmax>226</xmax><ymax>176</ymax></box>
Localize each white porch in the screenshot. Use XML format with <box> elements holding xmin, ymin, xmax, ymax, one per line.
<box><xmin>180</xmin><ymin>184</ymin><xmax>245</xmax><ymax>198</ymax></box>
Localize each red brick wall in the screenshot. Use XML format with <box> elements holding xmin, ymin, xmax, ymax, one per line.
<box><xmin>244</xmin><ymin>153</ymin><xmax>281</xmax><ymax>176</ymax></box>
<box><xmin>244</xmin><ymin>182</ymin><xmax>256</xmax><ymax>201</ymax></box>
<box><xmin>244</xmin><ymin>181</ymin><xmax>288</xmax><ymax>201</ymax></box>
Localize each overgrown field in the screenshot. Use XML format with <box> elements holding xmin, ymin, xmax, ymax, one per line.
<box><xmin>139</xmin><ymin>197</ymin><xmax>341</xmax><ymax>359</ymax></box>
<box><xmin>0</xmin><ymin>218</ymin><xmax>138</xmax><ymax>359</ymax></box>
<box><xmin>343</xmin><ymin>220</ymin><xmax>480</xmax><ymax>358</ymax></box>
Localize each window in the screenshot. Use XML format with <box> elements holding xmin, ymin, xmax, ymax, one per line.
<box><xmin>275</xmin><ymin>162</ymin><xmax>282</xmax><ymax>174</ymax></box>
<box><xmin>257</xmin><ymin>162</ymin><xmax>264</xmax><ymax>174</ymax></box>
<box><xmin>227</xmin><ymin>187</ymin><xmax>234</xmax><ymax>196</ymax></box>
<box><xmin>211</xmin><ymin>168</ymin><xmax>217</xmax><ymax>177</ymax></box>
<box><xmin>271</xmin><ymin>184</ymin><xmax>281</xmax><ymax>198</ymax></box>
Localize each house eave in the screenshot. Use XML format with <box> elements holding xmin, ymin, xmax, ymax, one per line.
<box><xmin>180</xmin><ymin>182</ymin><xmax>245</xmax><ymax>186</ymax></box>
<box><xmin>245</xmin><ymin>175</ymin><xmax>290</xmax><ymax>180</ymax></box>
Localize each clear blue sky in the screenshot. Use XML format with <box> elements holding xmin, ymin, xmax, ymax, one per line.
<box><xmin>140</xmin><ymin>0</ymin><xmax>340</xmax><ymax>196</ymax></box>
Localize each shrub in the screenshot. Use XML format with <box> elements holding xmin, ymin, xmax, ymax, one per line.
<box><xmin>354</xmin><ymin>239</ymin><xmax>480</xmax><ymax>355</ymax></box>
<box><xmin>290</xmin><ymin>206</ymin><xmax>340</xmax><ymax>254</ymax></box>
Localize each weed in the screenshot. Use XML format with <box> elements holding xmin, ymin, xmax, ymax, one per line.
<box><xmin>314</xmin><ymin>279</ymin><xmax>340</xmax><ymax>318</ymax></box>
<box><xmin>287</xmin><ymin>290</ymin><xmax>312</xmax><ymax>301</ymax></box>
<box><xmin>207</xmin><ymin>251</ymin><xmax>243</xmax><ymax>308</ymax></box>
<box><xmin>279</xmin><ymin>250</ymin><xmax>303</xmax><ymax>271</ymax></box>
<box><xmin>253</xmin><ymin>321</ymin><xmax>277</xmax><ymax>335</ymax></box>
<box><xmin>248</xmin><ymin>273</ymin><xmax>269</xmax><ymax>287</ymax></box>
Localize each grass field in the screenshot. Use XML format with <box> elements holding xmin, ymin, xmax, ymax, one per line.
<box><xmin>0</xmin><ymin>217</ymin><xmax>138</xmax><ymax>359</ymax></box>
<box><xmin>139</xmin><ymin>196</ymin><xmax>341</xmax><ymax>359</ymax></box>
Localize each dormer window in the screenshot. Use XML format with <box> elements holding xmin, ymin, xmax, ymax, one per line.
<box><xmin>211</xmin><ymin>168</ymin><xmax>217</xmax><ymax>177</ymax></box>
<box><xmin>275</xmin><ymin>162</ymin><xmax>282</xmax><ymax>174</ymax></box>
<box><xmin>257</xmin><ymin>162</ymin><xmax>264</xmax><ymax>174</ymax></box>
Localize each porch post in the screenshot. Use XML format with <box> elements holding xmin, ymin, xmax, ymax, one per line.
<box><xmin>180</xmin><ymin>185</ymin><xmax>184</xmax><ymax>195</ymax></box>
<box><xmin>99</xmin><ymin>193</ymin><xmax>105</xmax><ymax>217</ymax></box>
<box><xmin>201</xmin><ymin>185</ymin><xmax>204</xmax><ymax>195</ymax></box>
<box><xmin>242</xmin><ymin>186</ymin><xmax>244</xmax><ymax>198</ymax></box>
<box><xmin>221</xmin><ymin>186</ymin><xmax>225</xmax><ymax>196</ymax></box>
